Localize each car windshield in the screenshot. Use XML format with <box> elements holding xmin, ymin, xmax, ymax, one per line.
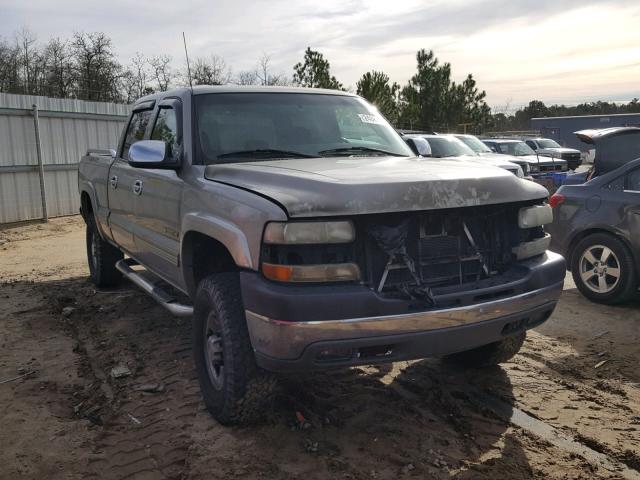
<box><xmin>421</xmin><ymin>136</ymin><xmax>476</xmax><ymax>157</ymax></box>
<box><xmin>456</xmin><ymin>135</ymin><xmax>492</xmax><ymax>153</ymax></box>
<box><xmin>194</xmin><ymin>93</ymin><xmax>413</xmax><ymax>163</ymax></box>
<box><xmin>536</xmin><ymin>139</ymin><xmax>561</xmax><ymax>148</ymax></box>
<box><xmin>495</xmin><ymin>141</ymin><xmax>536</xmax><ymax>156</ymax></box>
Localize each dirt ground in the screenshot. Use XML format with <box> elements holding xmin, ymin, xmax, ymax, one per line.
<box><xmin>1</xmin><ymin>216</ymin><xmax>639</xmax><ymax>480</ymax></box>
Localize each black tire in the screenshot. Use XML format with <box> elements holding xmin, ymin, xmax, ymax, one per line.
<box><xmin>571</xmin><ymin>233</ymin><xmax>636</xmax><ymax>305</ymax></box>
<box><xmin>445</xmin><ymin>332</ymin><xmax>526</xmax><ymax>368</ymax></box>
<box><xmin>193</xmin><ymin>272</ymin><xmax>276</xmax><ymax>425</ymax></box>
<box><xmin>86</xmin><ymin>216</ymin><xmax>123</xmax><ymax>288</ymax></box>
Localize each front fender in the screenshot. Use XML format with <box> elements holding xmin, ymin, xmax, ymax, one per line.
<box><xmin>181</xmin><ymin>212</ymin><xmax>253</xmax><ymax>269</ymax></box>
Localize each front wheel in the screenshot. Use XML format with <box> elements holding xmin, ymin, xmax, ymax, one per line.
<box><xmin>571</xmin><ymin>233</ymin><xmax>636</xmax><ymax>304</ymax></box>
<box><xmin>86</xmin><ymin>216</ymin><xmax>123</xmax><ymax>287</ymax></box>
<box><xmin>193</xmin><ymin>273</ymin><xmax>276</xmax><ymax>425</ymax></box>
<box><xmin>444</xmin><ymin>332</ymin><xmax>526</xmax><ymax>368</ymax></box>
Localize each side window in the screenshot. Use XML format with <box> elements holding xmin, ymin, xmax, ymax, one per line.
<box><xmin>625</xmin><ymin>168</ymin><xmax>640</xmax><ymax>191</ymax></box>
<box><xmin>151</xmin><ymin>107</ymin><xmax>179</xmax><ymax>156</ymax></box>
<box><xmin>122</xmin><ymin>110</ymin><xmax>153</xmax><ymax>160</ymax></box>
<box><xmin>604</xmin><ymin>175</ymin><xmax>624</xmax><ymax>192</ymax></box>
<box><xmin>526</xmin><ymin>140</ymin><xmax>537</xmax><ymax>149</ymax></box>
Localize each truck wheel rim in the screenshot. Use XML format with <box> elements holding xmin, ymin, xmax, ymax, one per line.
<box><xmin>205</xmin><ymin>313</ymin><xmax>224</xmax><ymax>390</ymax></box>
<box><xmin>579</xmin><ymin>245</ymin><xmax>620</xmax><ymax>294</ymax></box>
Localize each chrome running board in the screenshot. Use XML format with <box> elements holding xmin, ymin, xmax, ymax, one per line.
<box><xmin>115</xmin><ymin>258</ymin><xmax>193</xmax><ymax>317</ymax></box>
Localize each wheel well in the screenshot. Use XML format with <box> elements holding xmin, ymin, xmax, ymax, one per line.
<box><xmin>182</xmin><ymin>231</ymin><xmax>238</xmax><ymax>297</ymax></box>
<box><xmin>566</xmin><ymin>228</ymin><xmax>634</xmax><ymax>271</ymax></box>
<box><xmin>80</xmin><ymin>191</ymin><xmax>93</xmax><ymax>221</ymax></box>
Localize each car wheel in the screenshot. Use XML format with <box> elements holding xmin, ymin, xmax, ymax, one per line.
<box><xmin>571</xmin><ymin>233</ymin><xmax>636</xmax><ymax>304</ymax></box>
<box><xmin>86</xmin><ymin>216</ymin><xmax>123</xmax><ymax>287</ymax></box>
<box><xmin>193</xmin><ymin>272</ymin><xmax>276</xmax><ymax>425</ymax></box>
<box><xmin>444</xmin><ymin>332</ymin><xmax>526</xmax><ymax>368</ymax></box>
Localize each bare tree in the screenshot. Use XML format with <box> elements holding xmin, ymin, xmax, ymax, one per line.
<box><xmin>71</xmin><ymin>32</ymin><xmax>122</xmax><ymax>101</ymax></box>
<box><xmin>0</xmin><ymin>37</ymin><xmax>21</xmax><ymax>93</ymax></box>
<box><xmin>236</xmin><ymin>70</ymin><xmax>258</xmax><ymax>85</ymax></box>
<box><xmin>256</xmin><ymin>52</ymin><xmax>288</xmax><ymax>86</ymax></box>
<box><xmin>150</xmin><ymin>54</ymin><xmax>173</xmax><ymax>91</ymax></box>
<box><xmin>191</xmin><ymin>55</ymin><xmax>231</xmax><ymax>85</ymax></box>
<box><xmin>43</xmin><ymin>38</ymin><xmax>74</xmax><ymax>98</ymax></box>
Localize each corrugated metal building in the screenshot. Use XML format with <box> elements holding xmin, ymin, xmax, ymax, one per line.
<box><xmin>530</xmin><ymin>113</ymin><xmax>640</xmax><ymax>153</ymax></box>
<box><xmin>0</xmin><ymin>93</ymin><xmax>130</xmax><ymax>224</ymax></box>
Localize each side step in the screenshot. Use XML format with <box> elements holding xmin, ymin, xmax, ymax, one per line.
<box><xmin>116</xmin><ymin>259</ymin><xmax>193</xmax><ymax>317</ymax></box>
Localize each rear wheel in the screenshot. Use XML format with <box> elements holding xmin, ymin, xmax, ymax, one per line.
<box><xmin>86</xmin><ymin>216</ymin><xmax>123</xmax><ymax>287</ymax></box>
<box><xmin>193</xmin><ymin>272</ymin><xmax>276</xmax><ymax>425</ymax></box>
<box><xmin>571</xmin><ymin>233</ymin><xmax>636</xmax><ymax>304</ymax></box>
<box><xmin>445</xmin><ymin>332</ymin><xmax>526</xmax><ymax>368</ymax></box>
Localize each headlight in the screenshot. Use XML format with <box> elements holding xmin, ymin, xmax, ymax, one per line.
<box><xmin>515</xmin><ymin>166</ymin><xmax>524</xmax><ymax>178</ymax></box>
<box><xmin>518</xmin><ymin>204</ymin><xmax>553</xmax><ymax>228</ymax></box>
<box><xmin>263</xmin><ymin>221</ymin><xmax>355</xmax><ymax>244</ymax></box>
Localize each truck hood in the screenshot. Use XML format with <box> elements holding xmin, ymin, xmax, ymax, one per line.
<box><xmin>204</xmin><ymin>156</ymin><xmax>547</xmax><ymax>217</ymax></box>
<box><xmin>461</xmin><ymin>154</ymin><xmax>520</xmax><ymax>170</ymax></box>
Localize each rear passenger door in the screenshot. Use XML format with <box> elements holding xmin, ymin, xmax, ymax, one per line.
<box><xmin>107</xmin><ymin>104</ymin><xmax>154</xmax><ymax>253</ymax></box>
<box><xmin>622</xmin><ymin>168</ymin><xmax>640</xmax><ymax>246</ymax></box>
<box><xmin>130</xmin><ymin>99</ymin><xmax>184</xmax><ymax>284</ymax></box>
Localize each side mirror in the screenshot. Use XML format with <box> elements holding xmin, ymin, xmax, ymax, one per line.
<box><xmin>128</xmin><ymin>140</ymin><xmax>180</xmax><ymax>169</ymax></box>
<box><xmin>406</xmin><ymin>137</ymin><xmax>432</xmax><ymax>157</ymax></box>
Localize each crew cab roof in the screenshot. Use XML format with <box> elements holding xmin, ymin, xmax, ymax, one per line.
<box><xmin>133</xmin><ymin>85</ymin><xmax>355</xmax><ymax>107</ymax></box>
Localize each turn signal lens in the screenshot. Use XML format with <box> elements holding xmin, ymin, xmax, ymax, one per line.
<box><xmin>549</xmin><ymin>193</ymin><xmax>565</xmax><ymax>209</ymax></box>
<box><xmin>262</xmin><ymin>262</ymin><xmax>360</xmax><ymax>283</ymax></box>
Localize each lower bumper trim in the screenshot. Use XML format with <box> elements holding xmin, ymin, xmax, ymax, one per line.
<box><xmin>245</xmin><ymin>280</ymin><xmax>563</xmax><ymax>366</ymax></box>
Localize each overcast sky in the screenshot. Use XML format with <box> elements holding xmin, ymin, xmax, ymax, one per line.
<box><xmin>2</xmin><ymin>0</ymin><xmax>639</xmax><ymax>109</ymax></box>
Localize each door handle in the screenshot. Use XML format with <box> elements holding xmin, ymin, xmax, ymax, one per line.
<box><xmin>110</xmin><ymin>175</ymin><xmax>118</xmax><ymax>188</ymax></box>
<box><xmin>133</xmin><ymin>180</ymin><xmax>143</xmax><ymax>196</ymax></box>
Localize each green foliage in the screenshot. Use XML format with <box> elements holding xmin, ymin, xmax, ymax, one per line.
<box><xmin>292</xmin><ymin>48</ymin><xmax>343</xmax><ymax>90</ymax></box>
<box><xmin>491</xmin><ymin>99</ymin><xmax>640</xmax><ymax>131</ymax></box>
<box><xmin>356</xmin><ymin>71</ymin><xmax>400</xmax><ymax>123</ymax></box>
<box><xmin>396</xmin><ymin>49</ymin><xmax>491</xmax><ymax>132</ymax></box>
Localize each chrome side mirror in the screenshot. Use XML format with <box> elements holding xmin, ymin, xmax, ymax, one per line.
<box><xmin>128</xmin><ymin>140</ymin><xmax>180</xmax><ymax>169</ymax></box>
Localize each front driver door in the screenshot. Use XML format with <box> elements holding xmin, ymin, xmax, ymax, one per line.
<box><xmin>130</xmin><ymin>99</ymin><xmax>184</xmax><ymax>285</ymax></box>
<box><xmin>108</xmin><ymin>105</ymin><xmax>154</xmax><ymax>253</ymax></box>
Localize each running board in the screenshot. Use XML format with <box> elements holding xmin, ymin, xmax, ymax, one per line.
<box><xmin>116</xmin><ymin>259</ymin><xmax>193</xmax><ymax>317</ymax></box>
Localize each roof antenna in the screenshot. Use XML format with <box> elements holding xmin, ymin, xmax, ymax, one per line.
<box><xmin>182</xmin><ymin>32</ymin><xmax>194</xmax><ymax>93</ymax></box>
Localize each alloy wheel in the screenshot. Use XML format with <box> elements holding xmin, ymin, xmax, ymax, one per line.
<box><xmin>578</xmin><ymin>244</ymin><xmax>621</xmax><ymax>294</ymax></box>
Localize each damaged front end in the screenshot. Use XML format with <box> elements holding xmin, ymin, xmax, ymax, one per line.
<box><xmin>361</xmin><ymin>202</ymin><xmax>550</xmax><ymax>307</ymax></box>
<box><xmin>259</xmin><ymin>201</ymin><xmax>552</xmax><ymax>309</ymax></box>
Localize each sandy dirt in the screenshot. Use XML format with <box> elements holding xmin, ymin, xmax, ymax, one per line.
<box><xmin>0</xmin><ymin>216</ymin><xmax>638</xmax><ymax>480</ymax></box>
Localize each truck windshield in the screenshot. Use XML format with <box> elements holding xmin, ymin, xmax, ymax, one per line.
<box><xmin>194</xmin><ymin>93</ymin><xmax>413</xmax><ymax>163</ymax></box>
<box><xmin>417</xmin><ymin>136</ymin><xmax>475</xmax><ymax>157</ymax></box>
<box><xmin>536</xmin><ymin>139</ymin><xmax>561</xmax><ymax>148</ymax></box>
<box><xmin>456</xmin><ymin>135</ymin><xmax>492</xmax><ymax>153</ymax></box>
<box><xmin>496</xmin><ymin>142</ymin><xmax>536</xmax><ymax>156</ymax></box>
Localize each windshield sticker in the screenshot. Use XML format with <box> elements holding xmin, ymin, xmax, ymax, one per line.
<box><xmin>357</xmin><ymin>113</ymin><xmax>384</xmax><ymax>125</ymax></box>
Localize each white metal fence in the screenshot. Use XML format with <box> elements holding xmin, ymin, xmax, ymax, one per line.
<box><xmin>0</xmin><ymin>93</ymin><xmax>130</xmax><ymax>224</ymax></box>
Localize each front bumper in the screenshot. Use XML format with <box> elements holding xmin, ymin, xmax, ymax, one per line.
<box><xmin>242</xmin><ymin>251</ymin><xmax>565</xmax><ymax>372</ymax></box>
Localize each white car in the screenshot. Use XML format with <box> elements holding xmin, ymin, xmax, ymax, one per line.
<box><xmin>523</xmin><ymin>138</ymin><xmax>582</xmax><ymax>170</ymax></box>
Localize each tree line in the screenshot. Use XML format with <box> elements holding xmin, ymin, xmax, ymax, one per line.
<box><xmin>2</xmin><ymin>28</ymin><xmax>636</xmax><ymax>134</ymax></box>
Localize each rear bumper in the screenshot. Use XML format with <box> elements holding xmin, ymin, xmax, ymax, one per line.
<box><xmin>241</xmin><ymin>252</ymin><xmax>565</xmax><ymax>372</ymax></box>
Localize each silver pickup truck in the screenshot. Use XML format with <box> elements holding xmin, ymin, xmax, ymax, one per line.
<box><xmin>78</xmin><ymin>86</ymin><xmax>565</xmax><ymax>424</ymax></box>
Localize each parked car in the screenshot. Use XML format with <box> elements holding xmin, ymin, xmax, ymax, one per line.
<box><xmin>523</xmin><ymin>137</ymin><xmax>582</xmax><ymax>170</ymax></box>
<box><xmin>404</xmin><ymin>133</ymin><xmax>525</xmax><ymax>177</ymax></box>
<box><xmin>78</xmin><ymin>86</ymin><xmax>565</xmax><ymax>424</ymax></box>
<box><xmin>454</xmin><ymin>133</ymin><xmax>531</xmax><ymax>177</ymax></box>
<box><xmin>483</xmin><ymin>139</ymin><xmax>568</xmax><ymax>175</ymax></box>
<box><xmin>562</xmin><ymin>127</ymin><xmax>640</xmax><ymax>185</ymax></box>
<box><xmin>548</xmin><ymin>156</ymin><xmax>640</xmax><ymax>303</ymax></box>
